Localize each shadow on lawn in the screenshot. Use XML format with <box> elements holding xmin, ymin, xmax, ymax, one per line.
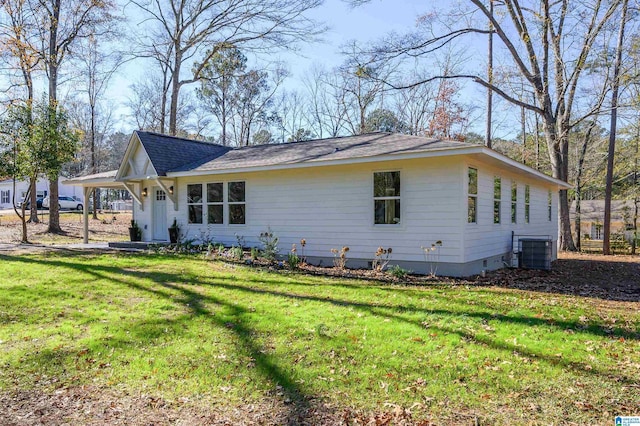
<box><xmin>3</xmin><ymin>252</ymin><xmax>639</xmax><ymax>419</ymax></box>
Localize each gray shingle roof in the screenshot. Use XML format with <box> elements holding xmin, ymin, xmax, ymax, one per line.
<box><xmin>170</xmin><ymin>132</ymin><xmax>470</xmax><ymax>173</ymax></box>
<box><xmin>135</xmin><ymin>131</ymin><xmax>230</xmax><ymax>176</ymax></box>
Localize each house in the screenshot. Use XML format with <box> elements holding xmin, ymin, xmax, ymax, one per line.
<box><xmin>570</xmin><ymin>199</ymin><xmax>637</xmax><ymax>240</ymax></box>
<box><xmin>66</xmin><ymin>131</ymin><xmax>570</xmax><ymax>276</ymax></box>
<box><xmin>0</xmin><ymin>176</ymin><xmax>83</xmax><ymax>210</ymax></box>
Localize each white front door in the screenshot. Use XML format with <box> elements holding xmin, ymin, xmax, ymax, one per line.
<box><xmin>153</xmin><ymin>187</ymin><xmax>167</xmax><ymax>240</ymax></box>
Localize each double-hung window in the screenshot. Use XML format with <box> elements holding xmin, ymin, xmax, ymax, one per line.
<box><xmin>0</xmin><ymin>190</ymin><xmax>9</xmax><ymax>204</ymax></box>
<box><xmin>228</xmin><ymin>181</ymin><xmax>246</xmax><ymax>225</ymax></box>
<box><xmin>493</xmin><ymin>177</ymin><xmax>501</xmax><ymax>224</ymax></box>
<box><xmin>468</xmin><ymin>168</ymin><xmax>478</xmax><ymax>223</ymax></box>
<box><xmin>207</xmin><ymin>183</ymin><xmax>223</xmax><ymax>224</ymax></box>
<box><xmin>511</xmin><ymin>181</ymin><xmax>517</xmax><ymax>224</ymax></box>
<box><xmin>548</xmin><ymin>190</ymin><xmax>553</xmax><ymax>222</ymax></box>
<box><xmin>524</xmin><ymin>185</ymin><xmax>530</xmax><ymax>223</ymax></box>
<box><xmin>187</xmin><ymin>184</ymin><xmax>203</xmax><ymax>224</ymax></box>
<box><xmin>374</xmin><ymin>171</ymin><xmax>401</xmax><ymax>225</ymax></box>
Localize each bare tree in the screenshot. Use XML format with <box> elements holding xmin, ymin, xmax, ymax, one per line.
<box><xmin>130</xmin><ymin>0</ymin><xmax>324</xmax><ymax>136</ymax></box>
<box><xmin>32</xmin><ymin>0</ymin><xmax>116</xmax><ymax>233</ymax></box>
<box><xmin>603</xmin><ymin>0</ymin><xmax>630</xmax><ymax>255</ymax></box>
<box><xmin>356</xmin><ymin>0</ymin><xmax>626</xmax><ymax>251</ymax></box>
<box><xmin>302</xmin><ymin>65</ymin><xmax>349</xmax><ymax>138</ymax></box>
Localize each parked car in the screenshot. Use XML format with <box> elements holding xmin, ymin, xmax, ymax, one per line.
<box><xmin>42</xmin><ymin>196</ymin><xmax>83</xmax><ymax>211</ymax></box>
<box><xmin>17</xmin><ymin>197</ymin><xmax>44</xmax><ymax>209</ymax></box>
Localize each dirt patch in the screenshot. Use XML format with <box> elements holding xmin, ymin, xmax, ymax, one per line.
<box><xmin>0</xmin><ymin>211</ymin><xmax>131</xmax><ymax>245</ymax></box>
<box><xmin>0</xmin><ymin>386</ymin><xmax>428</xmax><ymax>426</ymax></box>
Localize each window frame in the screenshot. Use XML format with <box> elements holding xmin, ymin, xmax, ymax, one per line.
<box><xmin>524</xmin><ymin>185</ymin><xmax>530</xmax><ymax>224</ymax></box>
<box><xmin>493</xmin><ymin>176</ymin><xmax>501</xmax><ymax>224</ymax></box>
<box><xmin>206</xmin><ymin>182</ymin><xmax>224</xmax><ymax>225</ymax></box>
<box><xmin>0</xmin><ymin>190</ymin><xmax>10</xmax><ymax>204</ymax></box>
<box><xmin>467</xmin><ymin>167</ymin><xmax>478</xmax><ymax>224</ymax></box>
<box><xmin>511</xmin><ymin>181</ymin><xmax>517</xmax><ymax>224</ymax></box>
<box><xmin>373</xmin><ymin>170</ymin><xmax>401</xmax><ymax>226</ymax></box>
<box><xmin>548</xmin><ymin>190</ymin><xmax>553</xmax><ymax>222</ymax></box>
<box><xmin>227</xmin><ymin>181</ymin><xmax>246</xmax><ymax>225</ymax></box>
<box><xmin>187</xmin><ymin>183</ymin><xmax>204</xmax><ymax>224</ymax></box>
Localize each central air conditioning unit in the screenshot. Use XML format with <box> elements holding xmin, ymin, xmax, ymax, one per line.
<box><xmin>518</xmin><ymin>238</ymin><xmax>552</xmax><ymax>270</ymax></box>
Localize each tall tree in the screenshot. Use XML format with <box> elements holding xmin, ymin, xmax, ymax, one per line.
<box><xmin>196</xmin><ymin>46</ymin><xmax>247</xmax><ymax>145</ymax></box>
<box><xmin>73</xmin><ymin>36</ymin><xmax>122</xmax><ymax>218</ymax></box>
<box><xmin>33</xmin><ymin>0</ymin><xmax>115</xmax><ymax>233</ymax></box>
<box><xmin>131</xmin><ymin>0</ymin><xmax>323</xmax><ymax>136</ymax></box>
<box><xmin>0</xmin><ymin>0</ymin><xmax>40</xmax><ymax>222</ymax></box>
<box><xmin>603</xmin><ymin>0</ymin><xmax>630</xmax><ymax>255</ymax></box>
<box><xmin>356</xmin><ymin>0</ymin><xmax>626</xmax><ymax>250</ymax></box>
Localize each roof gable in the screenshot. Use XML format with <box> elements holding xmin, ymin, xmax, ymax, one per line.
<box><xmin>136</xmin><ymin>131</ymin><xmax>230</xmax><ymax>176</ymax></box>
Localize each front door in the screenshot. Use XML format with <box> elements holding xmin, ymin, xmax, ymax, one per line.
<box><xmin>153</xmin><ymin>188</ymin><xmax>167</xmax><ymax>240</ymax></box>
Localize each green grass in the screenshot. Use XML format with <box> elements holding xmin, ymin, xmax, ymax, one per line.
<box><xmin>0</xmin><ymin>252</ymin><xmax>638</xmax><ymax>424</ymax></box>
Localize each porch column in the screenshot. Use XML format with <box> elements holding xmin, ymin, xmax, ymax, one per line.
<box><xmin>83</xmin><ymin>186</ymin><xmax>91</xmax><ymax>244</ymax></box>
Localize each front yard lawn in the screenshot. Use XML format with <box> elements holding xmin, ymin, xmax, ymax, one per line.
<box><xmin>0</xmin><ymin>251</ymin><xmax>638</xmax><ymax>424</ymax></box>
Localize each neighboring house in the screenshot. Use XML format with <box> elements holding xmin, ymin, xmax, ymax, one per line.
<box><xmin>570</xmin><ymin>199</ymin><xmax>637</xmax><ymax>240</ymax></box>
<box><xmin>0</xmin><ymin>176</ymin><xmax>83</xmax><ymax>210</ymax></box>
<box><xmin>66</xmin><ymin>131</ymin><xmax>570</xmax><ymax>276</ymax></box>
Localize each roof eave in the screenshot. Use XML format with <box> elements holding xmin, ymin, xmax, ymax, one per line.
<box><xmin>166</xmin><ymin>144</ymin><xmax>570</xmax><ymax>189</ymax></box>
<box><xmin>164</xmin><ymin>145</ymin><xmax>476</xmax><ymax>177</ymax></box>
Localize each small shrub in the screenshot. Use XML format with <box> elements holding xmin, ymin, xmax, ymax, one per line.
<box><xmin>258</xmin><ymin>228</ymin><xmax>279</xmax><ymax>262</ymax></box>
<box><xmin>230</xmin><ymin>246</ymin><xmax>244</xmax><ymax>260</ymax></box>
<box><xmin>331</xmin><ymin>246</ymin><xmax>349</xmax><ymax>269</ymax></box>
<box><xmin>235</xmin><ymin>233</ymin><xmax>246</xmax><ymax>248</ymax></box>
<box><xmin>388</xmin><ymin>265</ymin><xmax>410</xmax><ymax>280</ymax></box>
<box><xmin>372</xmin><ymin>246</ymin><xmax>392</xmax><ymax>271</ymax></box>
<box><xmin>287</xmin><ymin>244</ymin><xmax>301</xmax><ymax>269</ymax></box>
<box><xmin>250</xmin><ymin>247</ymin><xmax>260</xmax><ymax>261</ymax></box>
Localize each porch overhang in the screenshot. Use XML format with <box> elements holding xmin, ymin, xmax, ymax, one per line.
<box><xmin>63</xmin><ymin>170</ymin><xmax>129</xmax><ymax>244</ymax></box>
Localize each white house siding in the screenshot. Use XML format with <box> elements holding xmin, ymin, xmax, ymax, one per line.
<box><xmin>462</xmin><ymin>157</ymin><xmax>559</xmax><ymax>273</ymax></box>
<box><xmin>135</xmin><ymin>157</ymin><xmax>467</xmax><ymax>270</ymax></box>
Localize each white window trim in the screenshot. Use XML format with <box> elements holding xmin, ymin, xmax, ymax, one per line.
<box><xmin>493</xmin><ymin>176</ymin><xmax>501</xmax><ymax>225</ymax></box>
<box><xmin>227</xmin><ymin>181</ymin><xmax>246</xmax><ymax>226</ymax></box>
<box><xmin>187</xmin><ymin>183</ymin><xmax>204</xmax><ymax>225</ymax></box>
<box><xmin>524</xmin><ymin>184</ymin><xmax>530</xmax><ymax>224</ymax></box>
<box><xmin>467</xmin><ymin>167</ymin><xmax>478</xmax><ymax>224</ymax></box>
<box><xmin>511</xmin><ymin>180</ymin><xmax>518</xmax><ymax>224</ymax></box>
<box><xmin>205</xmin><ymin>182</ymin><xmax>224</xmax><ymax>225</ymax></box>
<box><xmin>373</xmin><ymin>170</ymin><xmax>402</xmax><ymax>226</ymax></box>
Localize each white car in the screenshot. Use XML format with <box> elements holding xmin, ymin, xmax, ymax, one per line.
<box><xmin>42</xmin><ymin>196</ymin><xmax>83</xmax><ymax>211</ymax></box>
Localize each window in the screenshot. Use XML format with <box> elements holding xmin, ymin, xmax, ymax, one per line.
<box><xmin>207</xmin><ymin>183</ymin><xmax>223</xmax><ymax>224</ymax></box>
<box><xmin>493</xmin><ymin>177</ymin><xmax>501</xmax><ymax>224</ymax></box>
<box><xmin>228</xmin><ymin>181</ymin><xmax>245</xmax><ymax>225</ymax></box>
<box><xmin>524</xmin><ymin>185</ymin><xmax>530</xmax><ymax>223</ymax></box>
<box><xmin>548</xmin><ymin>190</ymin><xmax>552</xmax><ymax>222</ymax></box>
<box><xmin>374</xmin><ymin>171</ymin><xmax>401</xmax><ymax>224</ymax></box>
<box><xmin>511</xmin><ymin>181</ymin><xmax>517</xmax><ymax>224</ymax></box>
<box><xmin>187</xmin><ymin>184</ymin><xmax>203</xmax><ymax>224</ymax></box>
<box><xmin>156</xmin><ymin>189</ymin><xmax>166</xmax><ymax>201</ymax></box>
<box><xmin>468</xmin><ymin>168</ymin><xmax>477</xmax><ymax>223</ymax></box>
<box><xmin>0</xmin><ymin>190</ymin><xmax>9</xmax><ymax>204</ymax></box>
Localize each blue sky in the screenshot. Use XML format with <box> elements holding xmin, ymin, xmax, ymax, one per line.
<box><xmin>105</xmin><ymin>0</ymin><xmax>498</xmax><ymax>137</ymax></box>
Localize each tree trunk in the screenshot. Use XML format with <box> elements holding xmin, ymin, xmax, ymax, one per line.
<box><xmin>28</xmin><ymin>177</ymin><xmax>39</xmax><ymax>223</ymax></box>
<box><xmin>48</xmin><ymin>176</ymin><xmax>61</xmax><ymax>233</ymax></box>
<box><xmin>485</xmin><ymin>0</ymin><xmax>493</xmax><ymax>148</ymax></box>
<box><xmin>603</xmin><ymin>0</ymin><xmax>628</xmax><ymax>255</ymax></box>
<box><xmin>168</xmin><ymin>50</ymin><xmax>182</xmax><ymax>136</ymax></box>
<box><xmin>46</xmin><ymin>0</ymin><xmax>62</xmax><ymax>234</ymax></box>
<box><xmin>543</xmin><ymin>115</ymin><xmax>576</xmax><ymax>251</ymax></box>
